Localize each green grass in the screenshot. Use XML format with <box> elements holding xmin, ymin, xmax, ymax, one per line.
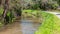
<box><xmin>35</xmin><ymin>11</ymin><xmax>60</xmax><ymax>34</ymax></box>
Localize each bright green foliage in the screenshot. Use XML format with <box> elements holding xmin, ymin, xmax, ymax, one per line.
<box><xmin>0</xmin><ymin>8</ymin><xmax>4</xmax><ymax>15</ymax></box>
<box><xmin>35</xmin><ymin>11</ymin><xmax>60</xmax><ymax>34</ymax></box>
<box><xmin>22</xmin><ymin>10</ymin><xmax>41</xmax><ymax>17</ymax></box>
<box><xmin>6</xmin><ymin>11</ymin><xmax>15</xmax><ymax>23</ymax></box>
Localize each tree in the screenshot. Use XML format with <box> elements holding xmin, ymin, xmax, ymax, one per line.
<box><xmin>2</xmin><ymin>0</ymin><xmax>9</xmax><ymax>25</ymax></box>
<box><xmin>3</xmin><ymin>0</ymin><xmax>9</xmax><ymax>18</ymax></box>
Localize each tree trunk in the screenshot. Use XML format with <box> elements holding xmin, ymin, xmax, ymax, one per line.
<box><xmin>2</xmin><ymin>0</ymin><xmax>9</xmax><ymax>25</ymax></box>
<box><xmin>3</xmin><ymin>0</ymin><xmax>9</xmax><ymax>18</ymax></box>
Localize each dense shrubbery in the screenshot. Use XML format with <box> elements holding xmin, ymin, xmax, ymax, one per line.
<box><xmin>4</xmin><ymin>8</ymin><xmax>22</xmax><ymax>25</ymax></box>
<box><xmin>0</xmin><ymin>10</ymin><xmax>15</xmax><ymax>25</ymax></box>
<box><xmin>5</xmin><ymin>11</ymin><xmax>14</xmax><ymax>24</ymax></box>
<box><xmin>33</xmin><ymin>0</ymin><xmax>59</xmax><ymax>10</ymax></box>
<box><xmin>0</xmin><ymin>7</ymin><xmax>22</xmax><ymax>25</ymax></box>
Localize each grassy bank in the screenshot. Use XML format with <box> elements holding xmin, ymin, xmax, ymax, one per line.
<box><xmin>35</xmin><ymin>11</ymin><xmax>60</xmax><ymax>34</ymax></box>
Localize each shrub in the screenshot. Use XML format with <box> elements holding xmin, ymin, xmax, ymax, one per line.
<box><xmin>4</xmin><ymin>11</ymin><xmax>15</xmax><ymax>25</ymax></box>
<box><xmin>48</xmin><ymin>1</ymin><xmax>59</xmax><ymax>9</ymax></box>
<box><xmin>38</xmin><ymin>0</ymin><xmax>59</xmax><ymax>10</ymax></box>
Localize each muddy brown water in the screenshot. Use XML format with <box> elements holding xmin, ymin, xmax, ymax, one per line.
<box><xmin>0</xmin><ymin>16</ymin><xmax>41</xmax><ymax>34</ymax></box>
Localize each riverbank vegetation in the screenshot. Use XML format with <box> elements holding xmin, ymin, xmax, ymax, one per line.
<box><xmin>35</xmin><ymin>11</ymin><xmax>60</xmax><ymax>34</ymax></box>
